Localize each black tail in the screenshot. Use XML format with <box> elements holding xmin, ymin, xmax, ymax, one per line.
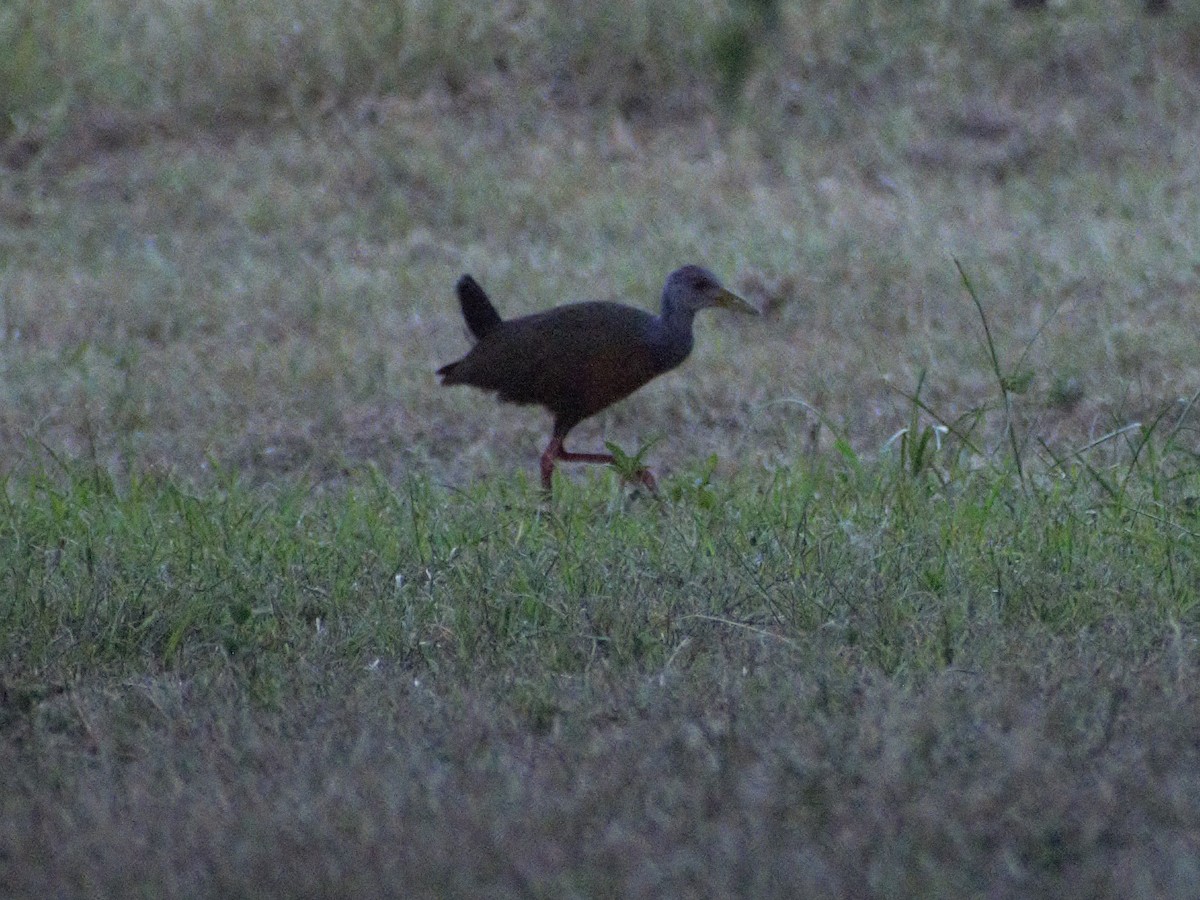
<box><xmin>456</xmin><ymin>274</ymin><xmax>502</xmax><ymax>340</ymax></box>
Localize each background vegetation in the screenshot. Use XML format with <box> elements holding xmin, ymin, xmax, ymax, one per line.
<box><xmin>2</xmin><ymin>0</ymin><xmax>1200</xmax><ymax>895</ymax></box>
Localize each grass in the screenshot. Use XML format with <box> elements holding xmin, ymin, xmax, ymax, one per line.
<box><xmin>5</xmin><ymin>452</ymin><xmax>1200</xmax><ymax>896</ymax></box>
<box><xmin>3</xmin><ymin>0</ymin><xmax>1200</xmax><ymax>895</ymax></box>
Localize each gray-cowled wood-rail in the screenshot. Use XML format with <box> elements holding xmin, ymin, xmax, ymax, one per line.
<box><xmin>437</xmin><ymin>265</ymin><xmax>758</xmax><ymax>492</ymax></box>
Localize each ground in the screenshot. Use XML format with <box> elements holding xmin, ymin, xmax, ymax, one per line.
<box><xmin>2</xmin><ymin>1</ymin><xmax>1200</xmax><ymax>896</ymax></box>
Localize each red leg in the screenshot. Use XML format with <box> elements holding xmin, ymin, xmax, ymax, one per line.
<box><xmin>557</xmin><ymin>448</ymin><xmax>617</xmax><ymax>465</ymax></box>
<box><xmin>539</xmin><ymin>435</ymin><xmax>657</xmax><ymax>494</ymax></box>
<box><xmin>539</xmin><ymin>436</ymin><xmax>563</xmax><ymax>492</ymax></box>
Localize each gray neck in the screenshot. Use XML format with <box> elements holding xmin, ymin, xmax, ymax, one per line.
<box><xmin>655</xmin><ymin>290</ymin><xmax>697</xmax><ymax>370</ymax></box>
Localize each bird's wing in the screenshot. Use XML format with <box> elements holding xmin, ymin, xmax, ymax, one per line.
<box><xmin>449</xmin><ymin>302</ymin><xmax>663</xmax><ymax>419</ymax></box>
<box><xmin>514</xmin><ymin>307</ymin><xmax>663</xmax><ymax>415</ymax></box>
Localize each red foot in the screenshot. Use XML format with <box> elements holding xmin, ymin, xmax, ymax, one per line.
<box><xmin>539</xmin><ymin>436</ymin><xmax>658</xmax><ymax>495</ymax></box>
<box><xmin>635</xmin><ymin>467</ymin><xmax>658</xmax><ymax>495</ymax></box>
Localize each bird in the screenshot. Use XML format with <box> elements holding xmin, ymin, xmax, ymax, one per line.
<box><xmin>437</xmin><ymin>265</ymin><xmax>759</xmax><ymax>493</ymax></box>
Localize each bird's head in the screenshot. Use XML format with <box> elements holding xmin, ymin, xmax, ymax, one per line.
<box><xmin>664</xmin><ymin>265</ymin><xmax>759</xmax><ymax>316</ymax></box>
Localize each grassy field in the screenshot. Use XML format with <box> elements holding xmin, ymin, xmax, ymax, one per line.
<box><xmin>3</xmin><ymin>0</ymin><xmax>1200</xmax><ymax>896</ymax></box>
